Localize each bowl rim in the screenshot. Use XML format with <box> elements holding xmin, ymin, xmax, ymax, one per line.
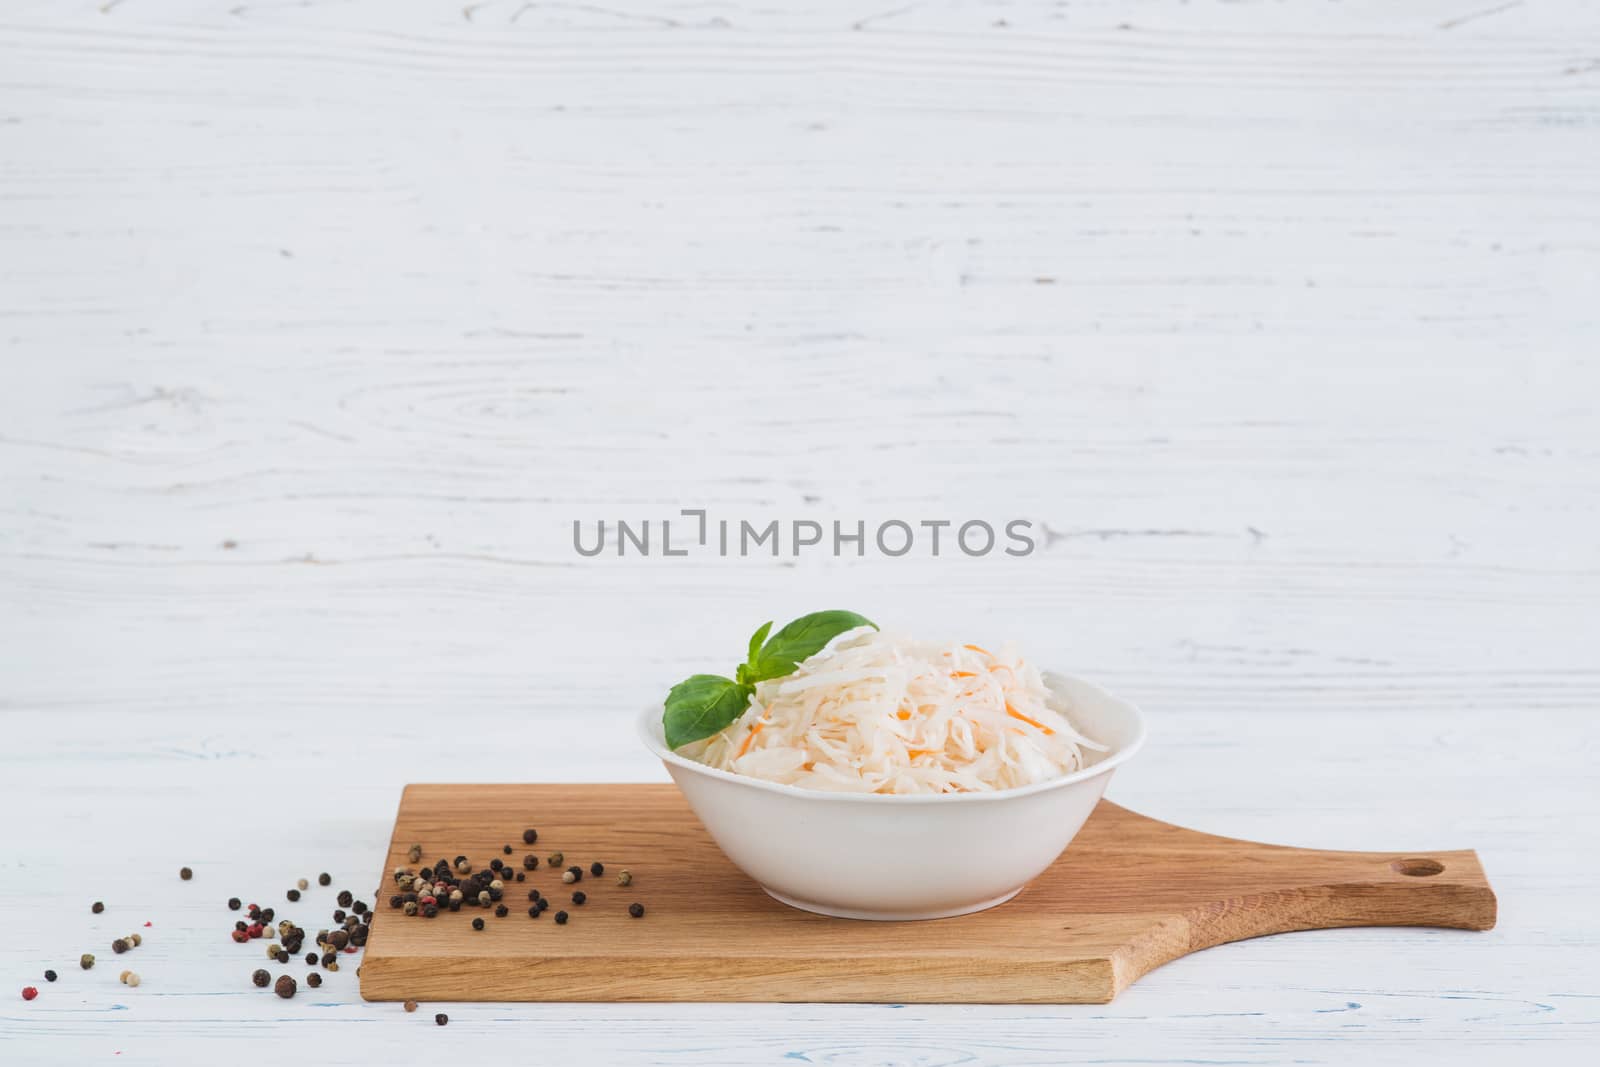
<box><xmin>637</xmin><ymin>671</ymin><xmax>1147</xmax><ymax>806</ymax></box>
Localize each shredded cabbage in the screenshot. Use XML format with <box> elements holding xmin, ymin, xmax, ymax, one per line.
<box><xmin>680</xmin><ymin>628</ymin><xmax>1107</xmax><ymax>794</ymax></box>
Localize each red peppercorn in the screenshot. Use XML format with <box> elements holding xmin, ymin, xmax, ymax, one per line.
<box><xmin>231</xmin><ymin>930</ymin><xmax>249</xmax><ymax>943</ymax></box>
<box><xmin>246</xmin><ymin>923</ymin><xmax>264</xmax><ymax>939</ymax></box>
<box><xmin>22</xmin><ymin>986</ymin><xmax>39</xmax><ymax>1001</ymax></box>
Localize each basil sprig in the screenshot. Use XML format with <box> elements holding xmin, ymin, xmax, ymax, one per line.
<box><xmin>662</xmin><ymin>610</ymin><xmax>877</xmax><ymax>750</ymax></box>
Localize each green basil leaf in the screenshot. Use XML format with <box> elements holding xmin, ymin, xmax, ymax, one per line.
<box><xmin>747</xmin><ymin>610</ymin><xmax>876</xmax><ymax>682</ymax></box>
<box><xmin>663</xmin><ymin>674</ymin><xmax>754</xmax><ymax>749</ymax></box>
<box><xmin>746</xmin><ymin>620</ymin><xmax>774</xmax><ymax>667</ymax></box>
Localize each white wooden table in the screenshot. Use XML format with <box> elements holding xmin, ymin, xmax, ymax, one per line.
<box><xmin>3</xmin><ymin>0</ymin><xmax>1597</xmax><ymax>1062</ymax></box>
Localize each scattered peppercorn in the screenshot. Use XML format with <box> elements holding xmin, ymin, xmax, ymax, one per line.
<box><xmin>125</xmin><ymin>973</ymin><xmax>141</xmax><ymax>987</ymax></box>
<box><xmin>528</xmin><ymin>888</ymin><xmax>541</xmax><ymax>901</ymax></box>
<box><xmin>336</xmin><ymin>890</ymin><xmax>353</xmax><ymax>908</ymax></box>
<box><xmin>129</xmin><ymin>933</ymin><xmax>142</xmax><ymax>947</ymax></box>
<box><xmin>305</xmin><ymin>952</ymin><xmax>318</xmax><ymax>965</ymax></box>
<box><xmin>494</xmin><ymin>904</ymin><xmax>509</xmax><ymax>918</ymax></box>
<box><xmin>527</xmin><ymin>906</ymin><xmax>540</xmax><ymax>918</ymax></box>
<box><xmin>287</xmin><ymin>889</ymin><xmax>301</xmax><ymax>902</ymax></box>
<box><xmin>403</xmin><ymin>901</ymin><xmax>418</xmax><ymax>916</ymax></box>
<box><xmin>111</xmin><ymin>938</ymin><xmax>129</xmax><ymax>955</ymax></box>
<box><xmin>522</xmin><ymin>828</ymin><xmax>538</xmax><ymax>844</ymax></box>
<box><xmin>274</xmin><ymin>975</ymin><xmax>296</xmax><ymax>999</ymax></box>
<box><xmin>261</xmin><ymin>908</ymin><xmax>275</xmax><ymax>923</ymax></box>
<box><xmin>403</xmin><ymin>999</ymin><xmax>418</xmax><ymax>1012</ymax></box>
<box><xmin>231</xmin><ymin>930</ymin><xmax>248</xmax><ymax>943</ymax></box>
<box><xmin>318</xmin><ymin>873</ymin><xmax>331</xmax><ymax>886</ymax></box>
<box><xmin>571</xmin><ymin>891</ymin><xmax>586</xmax><ymax>906</ymax></box>
<box><xmin>228</xmin><ymin>897</ymin><xmax>241</xmax><ymax>910</ymax></box>
<box><xmin>43</xmin><ymin>971</ymin><xmax>56</xmax><ymax>983</ymax></box>
<box><xmin>275</xmin><ymin>948</ymin><xmax>290</xmax><ymax>964</ymax></box>
<box><xmin>421</xmin><ymin>903</ymin><xmax>438</xmax><ymax>918</ymax></box>
<box><xmin>502</xmin><ymin>844</ymin><xmax>513</xmax><ymax>855</ymax></box>
<box><xmin>297</xmin><ymin>878</ymin><xmax>309</xmax><ymax>891</ymax></box>
<box><xmin>92</xmin><ymin>901</ymin><xmax>105</xmax><ymax>914</ymax></box>
<box><xmin>435</xmin><ymin>1013</ymin><xmax>448</xmax><ymax>1026</ymax></box>
<box><xmin>471</xmin><ymin>917</ymin><xmax>485</xmax><ymax>930</ymax></box>
<box><xmin>563</xmin><ymin>867</ymin><xmax>582</xmax><ymax>884</ymax></box>
<box><xmin>325</xmin><ymin>959</ymin><xmax>340</xmax><ymax>973</ymax></box>
<box><xmin>352</xmin><ymin>900</ymin><xmax>367</xmax><ymax>916</ymax></box>
<box><xmin>554</xmin><ymin>910</ymin><xmax>569</xmax><ymax>924</ymax></box>
<box><xmin>306</xmin><ymin>972</ymin><xmax>322</xmax><ymax>988</ymax></box>
<box><xmin>590</xmin><ymin>862</ymin><xmax>604</xmax><ymax>876</ymax></box>
<box><xmin>180</xmin><ymin>867</ymin><xmax>193</xmax><ymax>881</ymax></box>
<box><xmin>617</xmin><ymin>870</ymin><xmax>632</xmax><ymax>887</ymax></box>
<box><xmin>252</xmin><ymin>969</ymin><xmax>270</xmax><ymax>987</ymax></box>
<box><xmin>454</xmin><ymin>858</ymin><xmax>471</xmax><ymax>874</ymax></box>
<box><xmin>515</xmin><ymin>872</ymin><xmax>525</xmax><ymax>882</ymax></box>
<box><xmin>628</xmin><ymin>903</ymin><xmax>645</xmax><ymax>918</ymax></box>
<box><xmin>80</xmin><ymin>954</ymin><xmax>94</xmax><ymax>970</ymax></box>
<box><xmin>522</xmin><ymin>854</ymin><xmax>537</xmax><ymax>871</ymax></box>
<box><xmin>547</xmin><ymin>852</ymin><xmax>563</xmax><ymax>868</ymax></box>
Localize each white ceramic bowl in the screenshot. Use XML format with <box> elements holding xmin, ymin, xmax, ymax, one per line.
<box><xmin>639</xmin><ymin>672</ymin><xmax>1146</xmax><ymax>920</ymax></box>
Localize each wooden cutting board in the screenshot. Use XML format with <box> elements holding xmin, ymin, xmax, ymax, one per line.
<box><xmin>358</xmin><ymin>783</ymin><xmax>1495</xmax><ymax>1004</ymax></box>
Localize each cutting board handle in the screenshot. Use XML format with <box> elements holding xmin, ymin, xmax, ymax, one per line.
<box><xmin>1106</xmin><ymin>807</ymin><xmax>1498</xmax><ymax>994</ymax></box>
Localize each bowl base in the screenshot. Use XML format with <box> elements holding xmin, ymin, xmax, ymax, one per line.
<box><xmin>762</xmin><ymin>885</ymin><xmax>1023</xmax><ymax>921</ymax></box>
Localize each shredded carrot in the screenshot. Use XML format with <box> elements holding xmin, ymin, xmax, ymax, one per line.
<box><xmin>895</xmin><ymin>709</ymin><xmax>911</xmax><ymax>720</ymax></box>
<box><xmin>907</xmin><ymin>749</ymin><xmax>934</xmax><ymax>760</ymax></box>
<box><xmin>950</xmin><ymin>670</ymin><xmax>977</xmax><ymax>679</ymax></box>
<box><xmin>1005</xmin><ymin>701</ymin><xmax>1055</xmax><ymax>735</ymax></box>
<box><xmin>736</xmin><ymin>705</ymin><xmax>773</xmax><ymax>757</ymax></box>
<box><xmin>964</xmin><ymin>643</ymin><xmax>995</xmax><ymax>659</ymax></box>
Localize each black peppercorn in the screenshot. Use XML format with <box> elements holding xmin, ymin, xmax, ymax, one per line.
<box><xmin>536</xmin><ymin>898</ymin><xmax>549</xmax><ymax>913</ymax></box>
<box><xmin>274</xmin><ymin>975</ymin><xmax>296</xmax><ymax>999</ymax></box>
<box><xmin>503</xmin><ymin>844</ymin><xmax>513</xmax><ymax>855</ymax></box>
<box><xmin>522</xmin><ymin>829</ymin><xmax>538</xmax><ymax>844</ymax></box>
<box><xmin>261</xmin><ymin>908</ymin><xmax>275</xmax><ymax>923</ymax></box>
<box><xmin>489</xmin><ymin>858</ymin><xmax>503</xmax><ymax>872</ymax></box>
<box><xmin>352</xmin><ymin>900</ymin><xmax>367</xmax><ymax>915</ymax></box>
<box><xmin>180</xmin><ymin>867</ymin><xmax>193</xmax><ymax>881</ymax></box>
<box><xmin>111</xmin><ymin>939</ymin><xmax>129</xmax><ymax>955</ymax></box>
<box><xmin>329</xmin><ymin>930</ymin><xmax>349</xmax><ymax>950</ymax></box>
<box><xmin>286</xmin><ymin>889</ymin><xmax>300</xmax><ymax>902</ymax></box>
<box><xmin>321</xmin><ymin>951</ymin><xmax>336</xmax><ymax>967</ymax></box>
<box><xmin>92</xmin><ymin>901</ymin><xmax>105</xmax><ymax>914</ymax></box>
<box><xmin>389</xmin><ymin>895</ymin><xmax>402</xmax><ymax>909</ymax></box>
<box><xmin>571</xmin><ymin>891</ymin><xmax>586</xmax><ymax>906</ymax></box>
<box><xmin>318</xmin><ymin>873</ymin><xmax>331</xmax><ymax>886</ymax></box>
<box><xmin>522</xmin><ymin>854</ymin><xmax>537</xmax><ymax>871</ymax></box>
<box><xmin>227</xmin><ymin>897</ymin><xmax>241</xmax><ymax>911</ymax></box>
<box><xmin>590</xmin><ymin>862</ymin><xmax>604</xmax><ymax>876</ymax></box>
<box><xmin>515</xmin><ymin>872</ymin><xmax>525</xmax><ymax>882</ymax></box>
<box><xmin>305</xmin><ymin>952</ymin><xmax>318</xmax><ymax>965</ymax></box>
<box><xmin>563</xmin><ymin>866</ymin><xmax>582</xmax><ymax>884</ymax></box>
<box><xmin>628</xmin><ymin>903</ymin><xmax>645</xmax><ymax>918</ymax></box>
<box><xmin>527</xmin><ymin>906</ymin><xmax>540</xmax><ymax>918</ymax></box>
<box><xmin>306</xmin><ymin>972</ymin><xmax>322</xmax><ymax>988</ymax></box>
<box><xmin>435</xmin><ymin>1013</ymin><xmax>448</xmax><ymax>1026</ymax></box>
<box><xmin>274</xmin><ymin>948</ymin><xmax>290</xmax><ymax>964</ymax></box>
<box><xmin>235</xmin><ymin>920</ymin><xmax>248</xmax><ymax>932</ymax></box>
<box><xmin>554</xmin><ymin>910</ymin><xmax>568</xmax><ymax>924</ymax></box>
<box><xmin>471</xmin><ymin>917</ymin><xmax>485</xmax><ymax>931</ymax></box>
<box><xmin>336</xmin><ymin>890</ymin><xmax>353</xmax><ymax>908</ymax></box>
<box><xmin>494</xmin><ymin>904</ymin><xmax>508</xmax><ymax>918</ymax></box>
<box><xmin>528</xmin><ymin>889</ymin><xmax>540</xmax><ymax>901</ymax></box>
<box><xmin>44</xmin><ymin>970</ymin><xmax>57</xmax><ymax>983</ymax></box>
<box><xmin>252</xmin><ymin>968</ymin><xmax>270</xmax><ymax>987</ymax></box>
<box><xmin>333</xmin><ymin>910</ymin><xmax>346</xmax><ymax>924</ymax></box>
<box><xmin>421</xmin><ymin>903</ymin><xmax>438</xmax><ymax>918</ymax></box>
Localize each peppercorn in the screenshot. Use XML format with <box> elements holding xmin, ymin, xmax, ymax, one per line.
<box><xmin>180</xmin><ymin>867</ymin><xmax>193</xmax><ymax>881</ymax></box>
<box><xmin>234</xmin><ymin>921</ymin><xmax>248</xmax><ymax>932</ymax></box>
<box><xmin>571</xmin><ymin>891</ymin><xmax>586</xmax><ymax>906</ymax></box>
<box><xmin>321</xmin><ymin>951</ymin><xmax>336</xmax><ymax>967</ymax></box>
<box><xmin>617</xmin><ymin>870</ymin><xmax>632</xmax><ymax>887</ymax></box>
<box><xmin>80</xmin><ymin>954</ymin><xmax>95</xmax><ymax>970</ymax></box>
<box><xmin>547</xmin><ymin>852</ymin><xmax>563</xmax><ymax>868</ymax></box>
<box><xmin>522</xmin><ymin>828</ymin><xmax>538</xmax><ymax>844</ymax></box>
<box><xmin>528</xmin><ymin>889</ymin><xmax>541</xmax><ymax>901</ymax></box>
<box><xmin>352</xmin><ymin>900</ymin><xmax>367</xmax><ymax>915</ymax></box>
<box><xmin>329</xmin><ymin>930</ymin><xmax>349</xmax><ymax>950</ymax></box>
<box><xmin>119</xmin><ymin>970</ymin><xmax>131</xmax><ymax>983</ymax></box>
<box><xmin>287</xmin><ymin>889</ymin><xmax>301</xmax><ymax>902</ymax></box>
<box><xmin>261</xmin><ymin>908</ymin><xmax>275</xmax><ymax>923</ymax></box>
<box><xmin>22</xmin><ymin>986</ymin><xmax>38</xmax><ymax>1001</ymax></box>
<box><xmin>306</xmin><ymin>972</ymin><xmax>322</xmax><ymax>988</ymax></box>
<box><xmin>125</xmin><ymin>973</ymin><xmax>141</xmax><ymax>987</ymax></box>
<box><xmin>228</xmin><ymin>897</ymin><xmax>241</xmax><ymax>910</ymax></box>
<box><xmin>44</xmin><ymin>971</ymin><xmax>57</xmax><ymax>983</ymax></box>
<box><xmin>297</xmin><ymin>877</ymin><xmax>309</xmax><ymax>891</ymax></box>
<box><xmin>554</xmin><ymin>910</ymin><xmax>569</xmax><ymax>924</ymax></box>
<box><xmin>628</xmin><ymin>903</ymin><xmax>645</xmax><ymax>918</ymax></box>
<box><xmin>274</xmin><ymin>975</ymin><xmax>296</xmax><ymax>999</ymax></box>
<box><xmin>325</xmin><ymin>959</ymin><xmax>340</xmax><ymax>972</ymax></box>
<box><xmin>403</xmin><ymin>999</ymin><xmax>417</xmax><ymax>1012</ymax></box>
<box><xmin>527</xmin><ymin>906</ymin><xmax>540</xmax><ymax>918</ymax></box>
<box><xmin>305</xmin><ymin>952</ymin><xmax>318</xmax><ymax>965</ymax></box>
<box><xmin>407</xmin><ymin>844</ymin><xmax>422</xmax><ymax>863</ymax></box>
<box><xmin>403</xmin><ymin>901</ymin><xmax>418</xmax><ymax>916</ymax></box>
<box><xmin>318</xmin><ymin>873</ymin><xmax>331</xmax><ymax>886</ymax></box>
<box><xmin>129</xmin><ymin>933</ymin><xmax>142</xmax><ymax>947</ymax></box>
<box><xmin>515</xmin><ymin>872</ymin><xmax>525</xmax><ymax>882</ymax></box>
<box><xmin>471</xmin><ymin>917</ymin><xmax>485</xmax><ymax>931</ymax></box>
<box><xmin>435</xmin><ymin>1013</ymin><xmax>448</xmax><ymax>1026</ymax></box>
<box><xmin>265</xmin><ymin>943</ymin><xmax>279</xmax><ymax>960</ymax></box>
<box><xmin>252</xmin><ymin>969</ymin><xmax>270</xmax><ymax>987</ymax></box>
<box><xmin>112</xmin><ymin>938</ymin><xmax>129</xmax><ymax>955</ymax></box>
<box><xmin>92</xmin><ymin>901</ymin><xmax>105</xmax><ymax>914</ymax></box>
<box><xmin>336</xmin><ymin>890</ymin><xmax>353</xmax><ymax>908</ymax></box>
<box><xmin>503</xmin><ymin>844</ymin><xmax>513</xmax><ymax>855</ymax></box>
<box><xmin>231</xmin><ymin>930</ymin><xmax>248</xmax><ymax>943</ymax></box>
<box><xmin>275</xmin><ymin>948</ymin><xmax>290</xmax><ymax>964</ymax></box>
<box><xmin>522</xmin><ymin>854</ymin><xmax>537</xmax><ymax>871</ymax></box>
<box><xmin>421</xmin><ymin>903</ymin><xmax>438</xmax><ymax>918</ymax></box>
<box><xmin>448</xmin><ymin>898</ymin><xmax>462</xmax><ymax>912</ymax></box>
<box><xmin>454</xmin><ymin>857</ymin><xmax>471</xmax><ymax>874</ymax></box>
<box><xmin>477</xmin><ymin>890</ymin><xmax>491</xmax><ymax>907</ymax></box>
<box><xmin>562</xmin><ymin>867</ymin><xmax>582</xmax><ymax>884</ymax></box>
<box><xmin>389</xmin><ymin>895</ymin><xmax>402</xmax><ymax>909</ymax></box>
<box><xmin>535</xmin><ymin>898</ymin><xmax>549</xmax><ymax>913</ymax></box>
<box><xmin>495</xmin><ymin>904</ymin><xmax>509</xmax><ymax>917</ymax></box>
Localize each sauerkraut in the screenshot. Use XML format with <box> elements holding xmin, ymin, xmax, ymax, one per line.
<box><xmin>679</xmin><ymin>627</ymin><xmax>1106</xmax><ymax>794</ymax></box>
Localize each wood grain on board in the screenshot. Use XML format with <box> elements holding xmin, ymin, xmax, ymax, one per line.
<box><xmin>359</xmin><ymin>784</ymin><xmax>1495</xmax><ymax>1004</ymax></box>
